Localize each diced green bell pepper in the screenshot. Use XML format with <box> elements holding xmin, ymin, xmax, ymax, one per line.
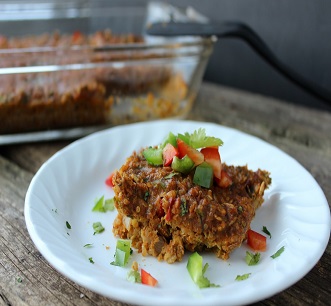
<box><xmin>143</xmin><ymin>147</ymin><xmax>163</xmax><ymax>166</ymax></box>
<box><xmin>161</xmin><ymin>132</ymin><xmax>178</xmax><ymax>148</ymax></box>
<box><xmin>193</xmin><ymin>162</ymin><xmax>213</xmax><ymax>188</ymax></box>
<box><xmin>171</xmin><ymin>155</ymin><xmax>195</xmax><ymax>174</ymax></box>
<box><xmin>187</xmin><ymin>252</ymin><xmax>217</xmax><ymax>288</ymax></box>
<box><xmin>111</xmin><ymin>239</ymin><xmax>132</xmax><ymax>267</ymax></box>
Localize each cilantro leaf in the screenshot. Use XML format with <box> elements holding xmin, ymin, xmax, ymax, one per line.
<box><xmin>262</xmin><ymin>226</ymin><xmax>272</xmax><ymax>238</ymax></box>
<box><xmin>66</xmin><ymin>221</ymin><xmax>71</xmax><ymax>229</ymax></box>
<box><xmin>271</xmin><ymin>246</ymin><xmax>285</xmax><ymax>259</ymax></box>
<box><xmin>143</xmin><ymin>191</ymin><xmax>150</xmax><ymax>202</ymax></box>
<box><xmin>93</xmin><ymin>222</ymin><xmax>105</xmax><ymax>234</ymax></box>
<box><xmin>180</xmin><ymin>198</ymin><xmax>188</xmax><ymax>216</ymax></box>
<box><xmin>235</xmin><ymin>273</ymin><xmax>251</xmax><ymax>281</ymax></box>
<box><xmin>164</xmin><ymin>172</ymin><xmax>179</xmax><ymax>179</ymax></box>
<box><xmin>183</xmin><ymin>128</ymin><xmax>223</xmax><ymax>149</ymax></box>
<box><xmin>127</xmin><ymin>270</ymin><xmax>142</xmax><ymax>283</ymax></box>
<box><xmin>89</xmin><ymin>257</ymin><xmax>94</xmax><ymax>264</ymax></box>
<box><xmin>245</xmin><ymin>251</ymin><xmax>261</xmax><ymax>266</ymax></box>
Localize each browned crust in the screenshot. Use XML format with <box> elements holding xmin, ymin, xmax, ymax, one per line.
<box><xmin>112</xmin><ymin>149</ymin><xmax>271</xmax><ymax>263</ymax></box>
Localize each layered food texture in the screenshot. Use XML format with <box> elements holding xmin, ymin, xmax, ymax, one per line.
<box><xmin>0</xmin><ymin>30</ymin><xmax>189</xmax><ymax>134</ymax></box>
<box><xmin>112</xmin><ymin>129</ymin><xmax>271</xmax><ymax>263</ymax></box>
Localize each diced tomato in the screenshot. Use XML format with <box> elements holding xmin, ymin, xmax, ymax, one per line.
<box><xmin>163</xmin><ymin>143</ymin><xmax>179</xmax><ymax>166</ymax></box>
<box><xmin>141</xmin><ymin>269</ymin><xmax>158</xmax><ymax>287</ymax></box>
<box><xmin>165</xmin><ymin>197</ymin><xmax>175</xmax><ymax>221</ymax></box>
<box><xmin>165</xmin><ymin>208</ymin><xmax>171</xmax><ymax>222</ymax></box>
<box><xmin>105</xmin><ymin>172</ymin><xmax>115</xmax><ymax>188</ymax></box>
<box><xmin>215</xmin><ymin>170</ymin><xmax>233</xmax><ymax>188</ymax></box>
<box><xmin>156</xmin><ymin>202</ymin><xmax>165</xmax><ymax>218</ymax></box>
<box><xmin>176</xmin><ymin>139</ymin><xmax>204</xmax><ymax>166</ymax></box>
<box><xmin>247</xmin><ymin>229</ymin><xmax>267</xmax><ymax>252</ymax></box>
<box><xmin>201</xmin><ymin>147</ymin><xmax>222</xmax><ymax>179</ymax></box>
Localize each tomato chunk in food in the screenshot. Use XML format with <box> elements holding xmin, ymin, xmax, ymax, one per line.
<box><xmin>141</xmin><ymin>269</ymin><xmax>158</xmax><ymax>287</ymax></box>
<box><xmin>105</xmin><ymin>172</ymin><xmax>115</xmax><ymax>187</ymax></box>
<box><xmin>214</xmin><ymin>170</ymin><xmax>233</xmax><ymax>188</ymax></box>
<box><xmin>176</xmin><ymin>138</ymin><xmax>204</xmax><ymax>166</ymax></box>
<box><xmin>247</xmin><ymin>229</ymin><xmax>267</xmax><ymax>251</ymax></box>
<box><xmin>163</xmin><ymin>143</ymin><xmax>179</xmax><ymax>166</ymax></box>
<box><xmin>201</xmin><ymin>146</ymin><xmax>222</xmax><ymax>179</ymax></box>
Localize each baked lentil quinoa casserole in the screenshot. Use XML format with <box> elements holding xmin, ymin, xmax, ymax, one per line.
<box><xmin>0</xmin><ymin>30</ymin><xmax>188</xmax><ymax>134</ymax></box>
<box><xmin>112</xmin><ymin>130</ymin><xmax>271</xmax><ymax>263</ymax></box>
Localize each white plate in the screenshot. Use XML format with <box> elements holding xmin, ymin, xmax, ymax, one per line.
<box><xmin>25</xmin><ymin>119</ymin><xmax>330</xmax><ymax>306</ymax></box>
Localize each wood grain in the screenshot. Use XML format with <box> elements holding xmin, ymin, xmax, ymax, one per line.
<box><xmin>1</xmin><ymin>82</ymin><xmax>330</xmax><ymax>306</ymax></box>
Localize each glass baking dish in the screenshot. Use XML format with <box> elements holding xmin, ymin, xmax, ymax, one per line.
<box><xmin>0</xmin><ymin>1</ymin><xmax>214</xmax><ymax>143</ymax></box>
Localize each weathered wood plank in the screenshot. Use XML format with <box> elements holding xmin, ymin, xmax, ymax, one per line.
<box><xmin>0</xmin><ymin>141</ymin><xmax>70</xmax><ymax>175</ymax></box>
<box><xmin>0</xmin><ymin>156</ymin><xmax>131</xmax><ymax>306</ymax></box>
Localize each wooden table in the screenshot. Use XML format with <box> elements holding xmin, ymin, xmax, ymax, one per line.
<box><xmin>1</xmin><ymin>82</ymin><xmax>330</xmax><ymax>306</ymax></box>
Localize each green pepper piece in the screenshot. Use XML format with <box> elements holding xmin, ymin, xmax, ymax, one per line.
<box><xmin>171</xmin><ymin>155</ymin><xmax>195</xmax><ymax>174</ymax></box>
<box><xmin>143</xmin><ymin>147</ymin><xmax>163</xmax><ymax>166</ymax></box>
<box><xmin>111</xmin><ymin>239</ymin><xmax>132</xmax><ymax>267</ymax></box>
<box><xmin>187</xmin><ymin>252</ymin><xmax>219</xmax><ymax>288</ymax></box>
<box><xmin>161</xmin><ymin>132</ymin><xmax>177</xmax><ymax>148</ymax></box>
<box><xmin>193</xmin><ymin>162</ymin><xmax>213</xmax><ymax>188</ymax></box>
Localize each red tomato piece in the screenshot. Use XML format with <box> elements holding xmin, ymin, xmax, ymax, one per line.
<box><xmin>176</xmin><ymin>139</ymin><xmax>204</xmax><ymax>166</ymax></box>
<box><xmin>165</xmin><ymin>197</ymin><xmax>175</xmax><ymax>222</ymax></box>
<box><xmin>247</xmin><ymin>229</ymin><xmax>267</xmax><ymax>251</ymax></box>
<box><xmin>201</xmin><ymin>146</ymin><xmax>222</xmax><ymax>179</ymax></box>
<box><xmin>215</xmin><ymin>170</ymin><xmax>233</xmax><ymax>188</ymax></box>
<box><xmin>105</xmin><ymin>172</ymin><xmax>115</xmax><ymax>188</ymax></box>
<box><xmin>165</xmin><ymin>208</ymin><xmax>172</xmax><ymax>222</ymax></box>
<box><xmin>141</xmin><ymin>269</ymin><xmax>158</xmax><ymax>287</ymax></box>
<box><xmin>163</xmin><ymin>143</ymin><xmax>179</xmax><ymax>166</ymax></box>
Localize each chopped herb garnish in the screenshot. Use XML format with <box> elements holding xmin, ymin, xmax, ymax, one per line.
<box><xmin>66</xmin><ymin>221</ymin><xmax>71</xmax><ymax>229</ymax></box>
<box><xmin>16</xmin><ymin>277</ymin><xmax>23</xmax><ymax>283</ymax></box>
<box><xmin>245</xmin><ymin>251</ymin><xmax>261</xmax><ymax>266</ymax></box>
<box><xmin>262</xmin><ymin>226</ymin><xmax>272</xmax><ymax>238</ymax></box>
<box><xmin>235</xmin><ymin>273</ymin><xmax>251</xmax><ymax>281</ymax></box>
<box><xmin>164</xmin><ymin>172</ymin><xmax>178</xmax><ymax>179</ymax></box>
<box><xmin>178</xmin><ymin>128</ymin><xmax>223</xmax><ymax>149</ymax></box>
<box><xmin>238</xmin><ymin>206</ymin><xmax>243</xmax><ymax>213</ymax></box>
<box><xmin>89</xmin><ymin>257</ymin><xmax>94</xmax><ymax>264</ymax></box>
<box><xmin>104</xmin><ymin>198</ymin><xmax>115</xmax><ymax>212</ymax></box>
<box><xmin>196</xmin><ymin>209</ymin><xmax>204</xmax><ymax>227</ymax></box>
<box><xmin>110</xmin><ymin>239</ymin><xmax>132</xmax><ymax>267</ymax></box>
<box><xmin>144</xmin><ymin>191</ymin><xmax>150</xmax><ymax>202</ymax></box>
<box><xmin>92</xmin><ymin>196</ymin><xmax>115</xmax><ymax>212</ymax></box>
<box><xmin>83</xmin><ymin>243</ymin><xmax>93</xmax><ymax>248</ymax></box>
<box><xmin>127</xmin><ymin>270</ymin><xmax>142</xmax><ymax>283</ymax></box>
<box><xmin>93</xmin><ymin>222</ymin><xmax>105</xmax><ymax>234</ymax></box>
<box><xmin>271</xmin><ymin>246</ymin><xmax>285</xmax><ymax>259</ymax></box>
<box><xmin>180</xmin><ymin>198</ymin><xmax>188</xmax><ymax>216</ymax></box>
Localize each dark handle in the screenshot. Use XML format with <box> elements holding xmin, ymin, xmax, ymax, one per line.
<box><xmin>146</xmin><ymin>21</ymin><xmax>331</xmax><ymax>106</ymax></box>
